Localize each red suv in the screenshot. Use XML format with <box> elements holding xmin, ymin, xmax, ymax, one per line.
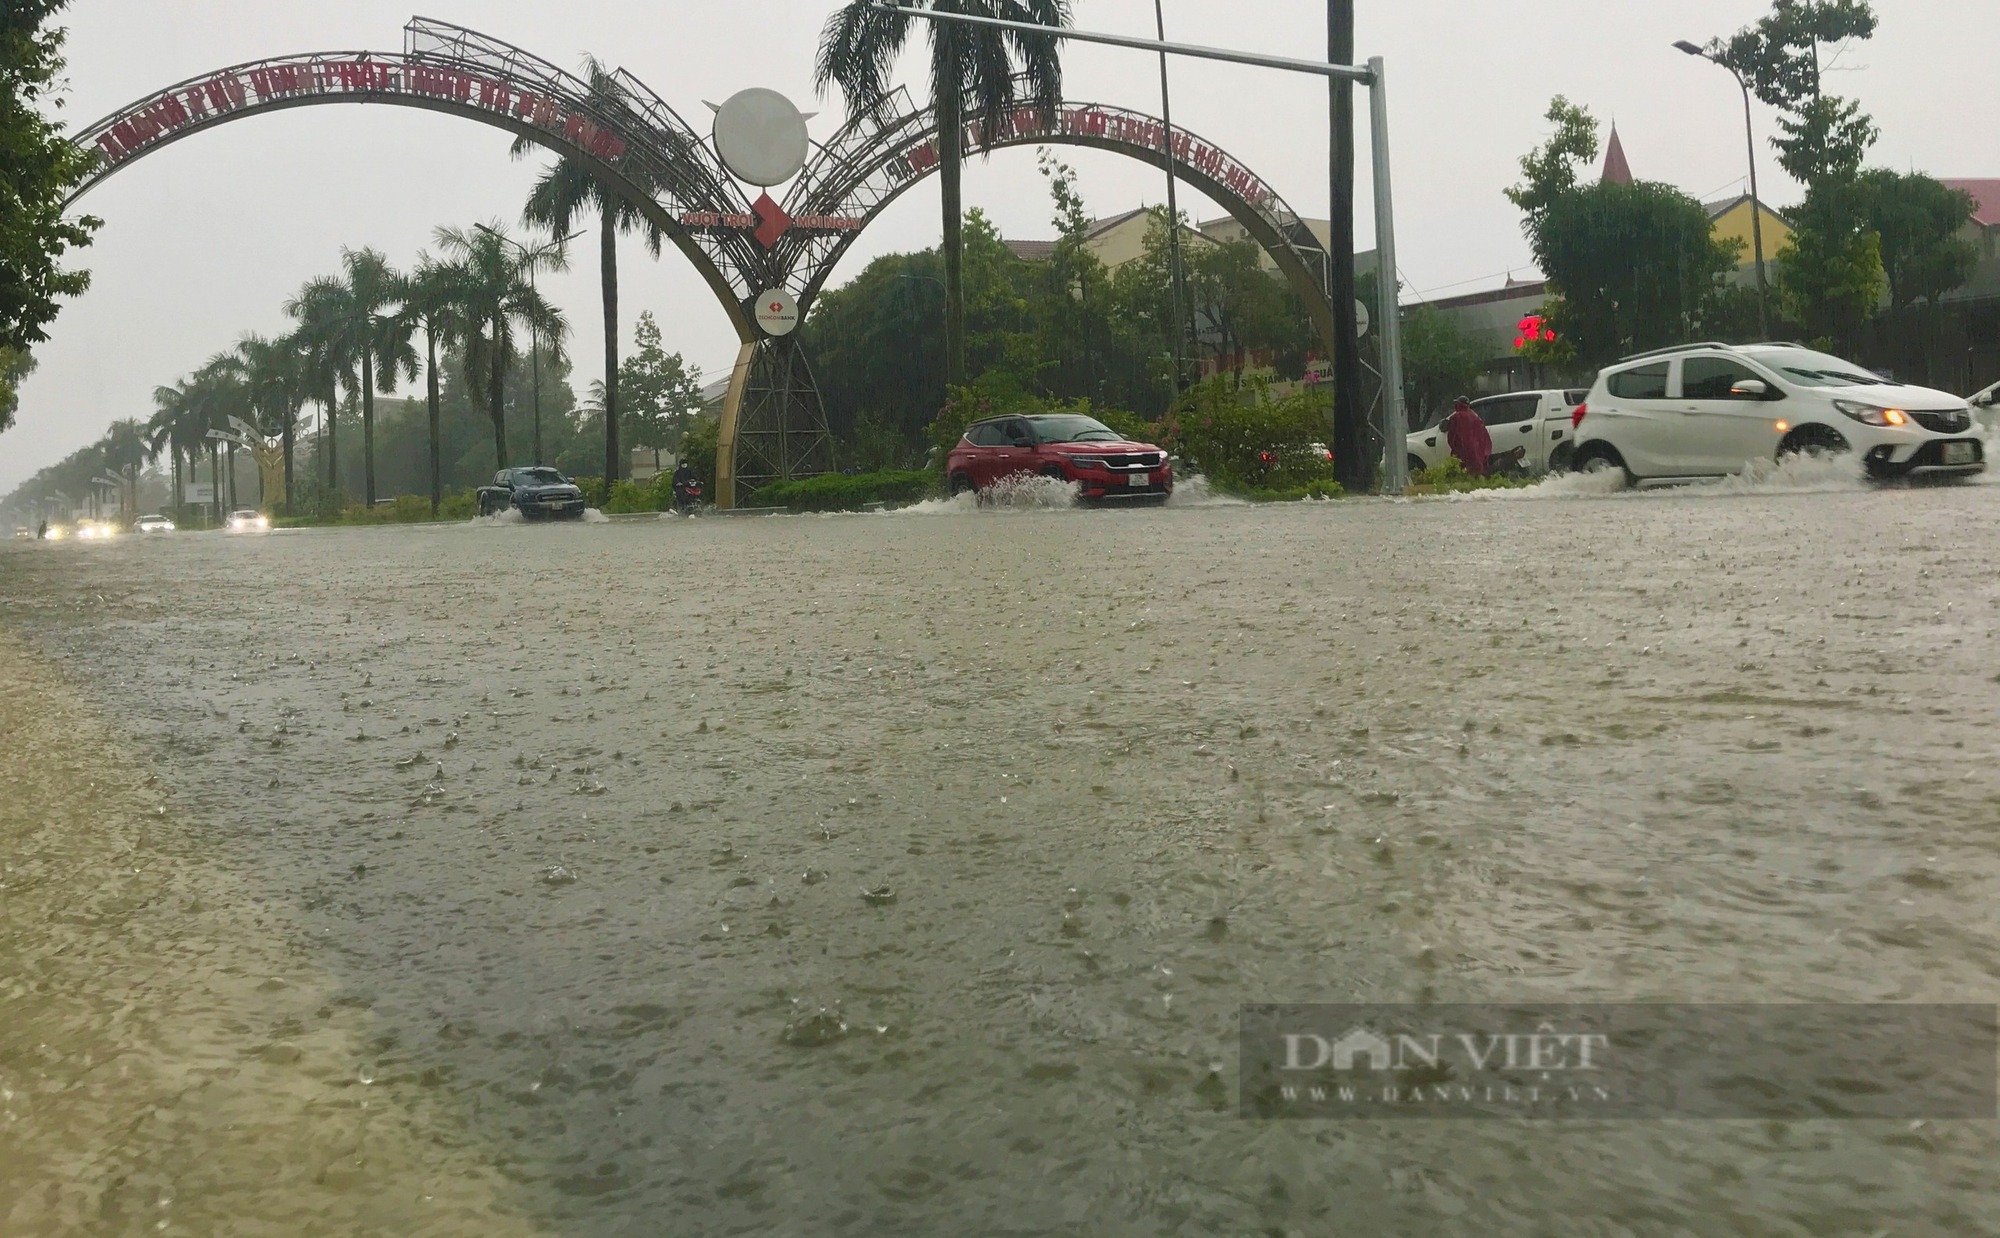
<box><xmin>946</xmin><ymin>413</ymin><xmax>1173</xmax><ymax>502</ymax></box>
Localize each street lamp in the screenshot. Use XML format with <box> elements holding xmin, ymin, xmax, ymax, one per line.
<box><xmin>1675</xmin><ymin>39</ymin><xmax>1771</xmax><ymax>339</ymax></box>
<box><xmin>475</xmin><ymin>222</ymin><xmax>581</xmax><ymax>465</ymax></box>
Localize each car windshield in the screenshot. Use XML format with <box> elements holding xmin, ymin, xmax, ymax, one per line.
<box><xmin>516</xmin><ymin>468</ymin><xmax>567</xmax><ymax>485</ymax></box>
<box><xmin>1026</xmin><ymin>414</ymin><xmax>1123</xmax><ymax>443</ymax></box>
<box><xmin>1746</xmin><ymin>348</ymin><xmax>1888</xmax><ymax>388</ymax></box>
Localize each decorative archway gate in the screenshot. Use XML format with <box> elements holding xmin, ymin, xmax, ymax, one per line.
<box><xmin>68</xmin><ymin>18</ymin><xmax>1337</xmax><ymax>507</ymax></box>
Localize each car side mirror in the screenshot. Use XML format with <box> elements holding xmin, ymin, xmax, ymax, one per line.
<box><xmin>1009</xmin><ymin>436</ymin><xmax>1033</xmax><ymax>448</ymax></box>
<box><xmin>1730</xmin><ymin>379</ymin><xmax>1769</xmax><ymax>399</ymax></box>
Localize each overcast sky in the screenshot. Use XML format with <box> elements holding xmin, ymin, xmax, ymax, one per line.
<box><xmin>7</xmin><ymin>0</ymin><xmax>1995</xmax><ymax>493</ymax></box>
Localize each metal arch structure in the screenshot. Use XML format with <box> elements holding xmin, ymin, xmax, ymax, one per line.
<box><xmin>778</xmin><ymin>92</ymin><xmax>1341</xmax><ymax>370</ymax></box>
<box><xmin>63</xmin><ymin>19</ymin><xmax>1334</xmax><ymax>506</ymax></box>
<box><xmin>63</xmin><ymin>17</ymin><xmax>837</xmax><ymax>502</ymax></box>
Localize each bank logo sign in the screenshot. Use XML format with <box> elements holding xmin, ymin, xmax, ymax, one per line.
<box><xmin>1240</xmin><ymin>1004</ymin><xmax>1996</xmax><ymax>1120</ymax></box>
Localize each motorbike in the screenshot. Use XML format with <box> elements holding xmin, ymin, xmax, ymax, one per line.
<box><xmin>672</xmin><ymin>479</ymin><xmax>703</xmax><ymax>515</ymax></box>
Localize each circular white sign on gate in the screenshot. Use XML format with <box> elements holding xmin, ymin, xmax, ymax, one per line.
<box><xmin>713</xmin><ymin>88</ymin><xmax>811</xmax><ymax>187</ymax></box>
<box><xmin>755</xmin><ymin>288</ymin><xmax>799</xmax><ymax>337</ymax></box>
<box><xmin>1355</xmin><ymin>298</ymin><xmax>1371</xmax><ymax>339</ymax></box>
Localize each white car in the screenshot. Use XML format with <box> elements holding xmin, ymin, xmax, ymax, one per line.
<box><xmin>1406</xmin><ymin>389</ymin><xmax>1589</xmax><ymax>478</ymax></box>
<box><xmin>1573</xmin><ymin>342</ymin><xmax>1985</xmax><ymax>484</ymax></box>
<box><xmin>135</xmin><ymin>513</ymin><xmax>176</xmax><ymax>533</ymax></box>
<box><xmin>226</xmin><ymin>509</ymin><xmax>270</xmax><ymax>533</ymax></box>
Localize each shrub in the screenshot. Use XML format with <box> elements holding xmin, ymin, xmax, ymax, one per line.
<box><xmin>1408</xmin><ymin>456</ymin><xmax>1532</xmax><ymax>493</ymax></box>
<box><xmin>1224</xmin><ymin>479</ymin><xmax>1346</xmax><ymax>502</ymax></box>
<box><xmin>754</xmin><ymin>469</ymin><xmax>936</xmax><ymax>512</ymax></box>
<box><xmin>603</xmin><ymin>477</ymin><xmax>667</xmax><ymax>513</ymax></box>
<box><xmin>1163</xmin><ymin>375</ymin><xmax>1336</xmax><ymax>491</ymax></box>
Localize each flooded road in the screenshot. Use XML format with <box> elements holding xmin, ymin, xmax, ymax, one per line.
<box><xmin>5</xmin><ymin>469</ymin><xmax>1998</xmax><ymax>1236</ymax></box>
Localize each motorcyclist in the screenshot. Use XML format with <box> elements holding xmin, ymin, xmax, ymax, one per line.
<box><xmin>671</xmin><ymin>459</ymin><xmax>700</xmax><ymax>511</ymax></box>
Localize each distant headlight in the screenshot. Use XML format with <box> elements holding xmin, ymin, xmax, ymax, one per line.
<box><xmin>1833</xmin><ymin>400</ymin><xmax>1908</xmax><ymax>427</ymax></box>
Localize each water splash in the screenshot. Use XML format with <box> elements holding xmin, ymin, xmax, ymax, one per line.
<box><xmin>1163</xmin><ymin>474</ymin><xmax>1247</xmax><ymax>507</ymax></box>
<box><xmin>894</xmin><ymin>473</ymin><xmax>1080</xmax><ymax>515</ymax></box>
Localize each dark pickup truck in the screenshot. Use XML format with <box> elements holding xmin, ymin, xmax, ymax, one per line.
<box><xmin>477</xmin><ymin>467</ymin><xmax>587</xmax><ymax>519</ymax></box>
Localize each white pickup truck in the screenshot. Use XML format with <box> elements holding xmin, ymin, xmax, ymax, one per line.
<box><xmin>1405</xmin><ymin>388</ymin><xmax>1590</xmax><ymax>478</ymax></box>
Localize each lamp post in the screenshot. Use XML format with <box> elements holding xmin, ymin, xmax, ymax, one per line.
<box><xmin>872</xmin><ymin>2</ymin><xmax>1407</xmax><ymax>491</ymax></box>
<box><xmin>1675</xmin><ymin>39</ymin><xmax>1770</xmax><ymax>339</ymax></box>
<box><xmin>475</xmin><ymin>223</ymin><xmax>579</xmax><ymax>466</ymax></box>
<box><xmin>1154</xmin><ymin>0</ymin><xmax>1192</xmax><ymax>394</ymax></box>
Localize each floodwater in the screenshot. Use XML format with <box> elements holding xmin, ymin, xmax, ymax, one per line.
<box><xmin>4</xmin><ymin>461</ymin><xmax>1998</xmax><ymax>1236</ymax></box>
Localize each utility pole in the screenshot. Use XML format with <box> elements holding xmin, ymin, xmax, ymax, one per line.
<box><xmin>1328</xmin><ymin>0</ymin><xmax>1367</xmax><ymax>492</ymax></box>
<box><xmin>1155</xmin><ymin>0</ymin><xmax>1192</xmax><ymax>394</ymax></box>
<box><xmin>1675</xmin><ymin>41</ymin><xmax>1770</xmax><ymax>339</ymax></box>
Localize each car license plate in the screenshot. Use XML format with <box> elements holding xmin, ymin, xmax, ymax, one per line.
<box><xmin>1127</xmin><ymin>473</ymin><xmax>1149</xmax><ymax>487</ymax></box>
<box><xmin>1942</xmin><ymin>441</ymin><xmax>1975</xmax><ymax>465</ymax></box>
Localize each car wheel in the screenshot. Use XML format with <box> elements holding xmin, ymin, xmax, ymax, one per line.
<box><xmin>1406</xmin><ymin>454</ymin><xmax>1426</xmax><ymax>478</ymax></box>
<box><xmin>1573</xmin><ymin>444</ymin><xmax>1632</xmax><ymax>488</ymax></box>
<box><xmin>949</xmin><ymin>472</ymin><xmax>976</xmax><ymax>497</ymax></box>
<box><xmin>1548</xmin><ymin>442</ymin><xmax>1575</xmax><ymax>474</ymax></box>
<box><xmin>1777</xmin><ymin>424</ymin><xmax>1850</xmax><ymax>461</ymax></box>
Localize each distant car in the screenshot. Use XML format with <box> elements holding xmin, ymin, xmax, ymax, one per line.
<box><xmin>226</xmin><ymin>509</ymin><xmax>270</xmax><ymax>533</ymax></box>
<box><xmin>477</xmin><ymin>467</ymin><xmax>587</xmax><ymax>519</ymax></box>
<box><xmin>73</xmin><ymin>519</ymin><xmax>117</xmax><ymax>540</ymax></box>
<box><xmin>135</xmin><ymin>514</ymin><xmax>176</xmax><ymax>533</ymax></box>
<box><xmin>946</xmin><ymin>413</ymin><xmax>1173</xmax><ymax>503</ymax></box>
<box><xmin>1406</xmin><ymin>389</ymin><xmax>1590</xmax><ymax>478</ymax></box>
<box><xmin>1574</xmin><ymin>342</ymin><xmax>1985</xmax><ymax>484</ymax></box>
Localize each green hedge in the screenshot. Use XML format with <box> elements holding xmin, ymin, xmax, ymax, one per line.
<box><xmin>1163</xmin><ymin>374</ymin><xmax>1337</xmax><ymax>492</ymax></box>
<box><xmin>753</xmin><ymin>470</ymin><xmax>936</xmax><ymax>512</ymax></box>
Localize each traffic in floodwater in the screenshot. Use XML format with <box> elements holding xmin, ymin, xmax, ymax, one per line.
<box><xmin>4</xmin><ymin>473</ymin><xmax>1997</xmax><ymax>1235</ymax></box>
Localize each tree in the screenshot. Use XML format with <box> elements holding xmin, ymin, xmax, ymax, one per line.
<box><xmin>617</xmin><ymin>311</ymin><xmax>704</xmax><ymax>450</ymax></box>
<box><xmin>0</xmin><ymin>346</ymin><xmax>36</xmax><ymax>433</ymax></box>
<box><xmin>283</xmin><ymin>277</ymin><xmax>357</xmax><ymax>496</ymax></box>
<box><xmin>1507</xmin><ymin>98</ymin><xmax>1741</xmax><ymax>368</ymax></box>
<box><xmin>290</xmin><ymin>248</ymin><xmax>414</xmax><ymax>507</ymax></box>
<box><xmin>432</xmin><ymin>223</ymin><xmax>568</xmax><ymax>472</ymax></box>
<box><xmin>1715</xmin><ymin>1</ymin><xmax>1878</xmax><ymax>186</ymax></box>
<box><xmin>1399</xmin><ymin>306</ymin><xmax>1485</xmax><ymax>428</ymax></box>
<box><xmin>817</xmin><ymin>0</ymin><xmax>1070</xmax><ymax>387</ymax></box>
<box><xmin>401</xmin><ymin>255</ymin><xmax>471</xmax><ymax>513</ymax></box>
<box><xmin>1849</xmin><ymin>170</ymin><xmax>1978</xmax><ymax>316</ymax></box>
<box><xmin>0</xmin><ymin>1</ymin><xmax>100</xmax><ymax>356</ymax></box>
<box><xmin>512</xmin><ymin>57</ymin><xmax>662</xmax><ymax>489</ymax></box>
<box><xmin>230</xmin><ymin>333</ymin><xmax>307</xmax><ymax>512</ymax></box>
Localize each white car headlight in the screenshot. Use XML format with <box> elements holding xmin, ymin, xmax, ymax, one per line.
<box><xmin>1832</xmin><ymin>400</ymin><xmax>1908</xmax><ymax>428</ymax></box>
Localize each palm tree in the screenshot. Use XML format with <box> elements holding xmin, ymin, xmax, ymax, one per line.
<box><xmin>401</xmin><ymin>255</ymin><xmax>472</xmax><ymax>514</ymax></box>
<box><xmin>511</xmin><ymin>57</ymin><xmax>663</xmax><ymax>490</ymax></box>
<box><xmin>232</xmin><ymin>333</ymin><xmax>307</xmax><ymax>512</ymax></box>
<box><xmin>817</xmin><ymin>0</ymin><xmax>1069</xmax><ymax>387</ymax></box>
<box><xmin>284</xmin><ymin>277</ymin><xmax>357</xmax><ymax>497</ymax></box>
<box><xmin>103</xmin><ymin>418</ymin><xmax>148</xmax><ymax>518</ymax></box>
<box><xmin>145</xmin><ymin>379</ymin><xmax>202</xmax><ymax>515</ymax></box>
<box><xmin>433</xmin><ymin>222</ymin><xmax>568</xmax><ymax>472</ymax></box>
<box><xmin>284</xmin><ymin>249</ymin><xmax>413</xmax><ymax>507</ymax></box>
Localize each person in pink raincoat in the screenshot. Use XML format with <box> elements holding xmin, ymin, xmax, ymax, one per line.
<box><xmin>1444</xmin><ymin>398</ymin><xmax>1492</xmax><ymax>477</ymax></box>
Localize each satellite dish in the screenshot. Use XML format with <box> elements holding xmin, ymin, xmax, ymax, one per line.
<box><xmin>1355</xmin><ymin>299</ymin><xmax>1371</xmax><ymax>339</ymax></box>
<box><xmin>712</xmin><ymin>88</ymin><xmax>811</xmax><ymax>187</ymax></box>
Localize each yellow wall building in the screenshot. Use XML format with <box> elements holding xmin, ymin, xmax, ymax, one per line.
<box><xmin>1703</xmin><ymin>194</ymin><xmax>1793</xmax><ymax>269</ymax></box>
